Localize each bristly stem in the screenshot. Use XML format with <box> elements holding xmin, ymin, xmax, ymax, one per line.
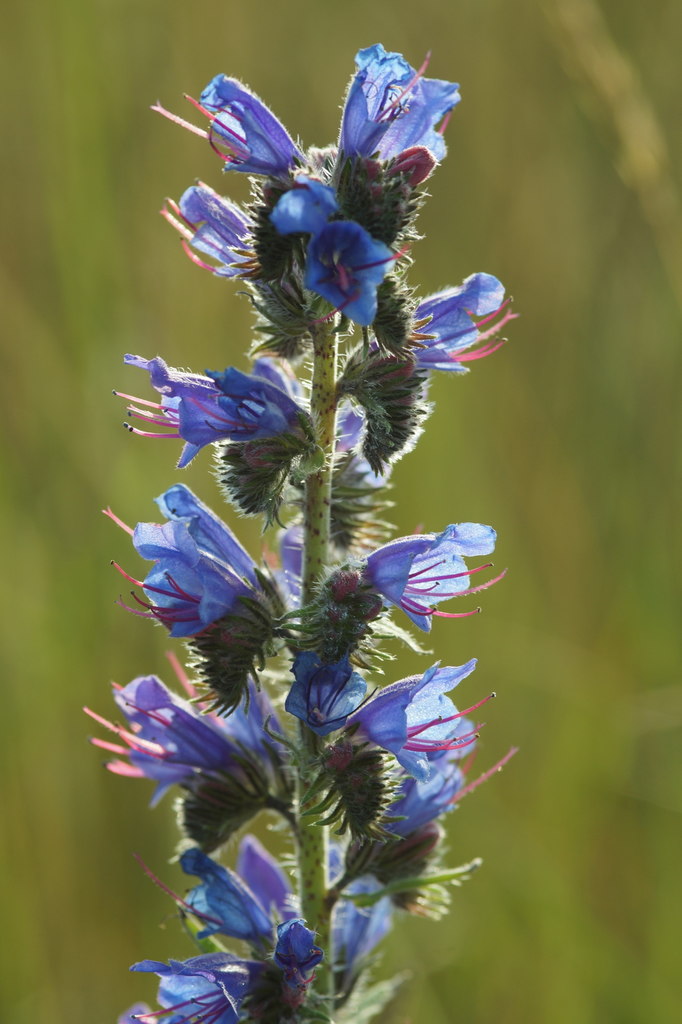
<box><xmin>298</xmin><ymin>317</ymin><xmax>338</xmax><ymax>1004</ymax></box>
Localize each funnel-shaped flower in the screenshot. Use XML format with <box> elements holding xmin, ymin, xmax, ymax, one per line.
<box><xmin>162</xmin><ymin>183</ymin><xmax>253</xmax><ymax>278</ymax></box>
<box><xmin>130</xmin><ymin>953</ymin><xmax>262</xmax><ymax>1024</ymax></box>
<box><xmin>285</xmin><ymin>651</ymin><xmax>367</xmax><ymax>736</ymax></box>
<box><xmin>364</xmin><ymin>522</ymin><xmax>500</xmax><ymax>630</ymax></box>
<box><xmin>87</xmin><ymin>674</ymin><xmax>283</xmax><ymax>807</ymax></box>
<box><xmin>123</xmin><ymin>485</ymin><xmax>258</xmax><ymax>637</ymax></box>
<box><xmin>199</xmin><ymin>75</ymin><xmax>302</xmax><ymax>177</ymax></box>
<box><xmin>305</xmin><ymin>220</ymin><xmax>394</xmax><ymax>325</ymax></box>
<box><xmin>273</xmin><ymin>919</ymin><xmax>324</xmax><ymax>989</ymax></box>
<box><xmin>120</xmin><ymin>356</ymin><xmax>305</xmax><ymax>468</ymax></box>
<box><xmin>348</xmin><ymin>660</ymin><xmax>481</xmax><ymax>781</ymax></box>
<box><xmin>270</xmin><ymin>174</ymin><xmax>339</xmax><ymax>236</ymax></box>
<box><xmin>415</xmin><ymin>273</ymin><xmax>515</xmax><ymax>372</ymax></box>
<box><xmin>340</xmin><ymin>44</ymin><xmax>460</xmax><ymax>162</ymax></box>
<box><xmin>181</xmin><ymin>847</ymin><xmax>273</xmax><ymax>947</ymax></box>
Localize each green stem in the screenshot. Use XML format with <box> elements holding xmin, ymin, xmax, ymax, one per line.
<box><xmin>297</xmin><ymin>318</ymin><xmax>338</xmax><ymax>1005</ymax></box>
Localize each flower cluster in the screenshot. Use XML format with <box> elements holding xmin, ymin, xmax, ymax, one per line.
<box><xmin>97</xmin><ymin>42</ymin><xmax>516</xmax><ymax>1023</ymax></box>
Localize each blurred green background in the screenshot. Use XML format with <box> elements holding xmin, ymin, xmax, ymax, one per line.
<box><xmin>2</xmin><ymin>0</ymin><xmax>681</xmax><ymax>1021</ymax></box>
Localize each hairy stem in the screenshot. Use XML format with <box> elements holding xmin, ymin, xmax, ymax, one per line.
<box><xmin>297</xmin><ymin>318</ymin><xmax>338</xmax><ymax>1002</ymax></box>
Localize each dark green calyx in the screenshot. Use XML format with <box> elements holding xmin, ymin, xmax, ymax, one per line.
<box><xmin>248</xmin><ymin>177</ymin><xmax>300</xmax><ymax>282</ymax></box>
<box><xmin>338</xmin><ymin>350</ymin><xmax>430</xmax><ymax>474</ymax></box>
<box><xmin>249</xmin><ymin>281</ymin><xmax>313</xmax><ymax>362</ymax></box>
<box><xmin>241</xmin><ymin>962</ymin><xmax>319</xmax><ymax>1023</ymax></box>
<box><xmin>185</xmin><ymin>572</ymin><xmax>284</xmax><ymax>715</ymax></box>
<box><xmin>286</xmin><ymin>565</ymin><xmax>384</xmax><ymax>664</ymax></box>
<box><xmin>180</xmin><ymin>746</ymin><xmax>291</xmax><ymax>853</ymax></box>
<box><xmin>302</xmin><ymin>739</ymin><xmax>400</xmax><ymax>841</ymax></box>
<box><xmin>336</xmin><ymin>156</ymin><xmax>423</xmax><ymax>247</ymax></box>
<box><xmin>215</xmin><ymin>415</ymin><xmax>320</xmax><ymax>527</ymax></box>
<box><xmin>372</xmin><ymin>276</ymin><xmax>417</xmax><ymax>355</ymax></box>
<box><xmin>330</xmin><ymin>452</ymin><xmax>394</xmax><ymax>554</ymax></box>
<box><xmin>346</xmin><ymin>821</ymin><xmax>444</xmax><ymax>907</ymax></box>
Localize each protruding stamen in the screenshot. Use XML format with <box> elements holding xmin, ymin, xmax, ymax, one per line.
<box><xmin>451</xmin><ymin>745</ymin><xmax>519</xmax><ymax>802</ymax></box>
<box><xmin>102</xmin><ymin>507</ymin><xmax>134</xmax><ymax>536</ymax></box>
<box><xmin>150</xmin><ymin>101</ymin><xmax>208</xmax><ymax>139</ymax></box>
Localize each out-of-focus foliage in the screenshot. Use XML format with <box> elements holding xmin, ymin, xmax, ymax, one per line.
<box><xmin>1</xmin><ymin>1</ymin><xmax>680</xmax><ymax>1022</ymax></box>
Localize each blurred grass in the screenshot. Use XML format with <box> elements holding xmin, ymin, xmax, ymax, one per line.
<box><xmin>1</xmin><ymin>0</ymin><xmax>681</xmax><ymax>1021</ymax></box>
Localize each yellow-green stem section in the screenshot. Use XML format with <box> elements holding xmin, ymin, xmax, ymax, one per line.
<box><xmin>298</xmin><ymin>319</ymin><xmax>338</xmax><ymax>1002</ymax></box>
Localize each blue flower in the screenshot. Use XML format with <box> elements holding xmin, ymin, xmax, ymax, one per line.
<box><xmin>237</xmin><ymin>834</ymin><xmax>297</xmax><ymax>922</ymax></box>
<box><xmin>364</xmin><ymin>522</ymin><xmax>500</xmax><ymax>630</ymax></box>
<box><xmin>275</xmin><ymin>524</ymin><xmax>303</xmax><ymax>610</ymax></box>
<box><xmin>273</xmin><ymin>919</ymin><xmax>324</xmax><ymax>989</ymax></box>
<box><xmin>415</xmin><ymin>273</ymin><xmax>514</xmax><ymax>372</ymax></box>
<box><xmin>386</xmin><ymin>752</ymin><xmax>466</xmax><ymax>836</ymax></box>
<box><xmin>180</xmin><ymin>847</ymin><xmax>273</xmax><ymax>947</ymax></box>
<box><xmin>128</xmin><ymin>485</ymin><xmax>259</xmax><ymax>637</ymax></box>
<box><xmin>285</xmin><ymin>651</ymin><xmax>367</xmax><ymax>736</ymax></box>
<box><xmin>130</xmin><ymin>953</ymin><xmax>262</xmax><ymax>1024</ymax></box>
<box><xmin>340</xmin><ymin>44</ymin><xmax>460</xmax><ymax>162</ymax></box>
<box><xmin>121</xmin><ymin>356</ymin><xmax>305</xmax><ymax>468</ymax></box>
<box><xmin>198</xmin><ymin>75</ymin><xmax>302</xmax><ymax>177</ymax></box>
<box><xmin>88</xmin><ymin>674</ymin><xmax>283</xmax><ymax>806</ymax></box>
<box><xmin>270</xmin><ymin>174</ymin><xmax>339</xmax><ymax>235</ymax></box>
<box><xmin>305</xmin><ymin>220</ymin><xmax>394</xmax><ymax>325</ymax></box>
<box><xmin>332</xmin><ymin>878</ymin><xmax>393</xmax><ymax>985</ymax></box>
<box><xmin>117</xmin><ymin>1005</ymin><xmax>151</xmax><ymax>1023</ymax></box>
<box><xmin>348</xmin><ymin>660</ymin><xmax>480</xmax><ymax>781</ymax></box>
<box><xmin>162</xmin><ymin>183</ymin><xmax>253</xmax><ymax>278</ymax></box>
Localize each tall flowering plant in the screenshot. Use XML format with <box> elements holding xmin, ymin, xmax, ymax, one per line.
<box><xmin>94</xmin><ymin>43</ymin><xmax>517</xmax><ymax>1023</ymax></box>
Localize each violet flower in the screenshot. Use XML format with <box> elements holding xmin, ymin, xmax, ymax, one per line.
<box><xmin>364</xmin><ymin>522</ymin><xmax>502</xmax><ymax>630</ymax></box>
<box><xmin>87</xmin><ymin>674</ymin><xmax>282</xmax><ymax>806</ymax></box>
<box><xmin>348</xmin><ymin>659</ymin><xmax>485</xmax><ymax>781</ymax></box>
<box><xmin>180</xmin><ymin>847</ymin><xmax>273</xmax><ymax>947</ymax></box>
<box><xmin>273</xmin><ymin>920</ymin><xmax>324</xmax><ymax>989</ymax></box>
<box><xmin>415</xmin><ymin>272</ymin><xmax>516</xmax><ymax>372</ymax></box>
<box><xmin>285</xmin><ymin>651</ymin><xmax>367</xmax><ymax>736</ymax></box>
<box><xmin>130</xmin><ymin>953</ymin><xmax>262</xmax><ymax>1024</ymax></box>
<box><xmin>304</xmin><ymin>220</ymin><xmax>395</xmax><ymax>325</ymax></box>
<box><xmin>270</xmin><ymin>174</ymin><xmax>339</xmax><ymax>235</ymax></box>
<box><xmin>339</xmin><ymin>44</ymin><xmax>460</xmax><ymax>162</ymax></box>
<box><xmin>119</xmin><ymin>356</ymin><xmax>305</xmax><ymax>468</ymax></box>
<box><xmin>162</xmin><ymin>183</ymin><xmax>253</xmax><ymax>278</ymax></box>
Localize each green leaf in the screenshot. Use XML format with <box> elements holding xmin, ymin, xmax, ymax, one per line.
<box><xmin>336</xmin><ymin>971</ymin><xmax>410</xmax><ymax>1024</ymax></box>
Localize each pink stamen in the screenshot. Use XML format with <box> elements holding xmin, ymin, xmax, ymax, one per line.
<box><xmin>407</xmin><ymin>693</ymin><xmax>495</xmax><ymax>739</ymax></box>
<box><xmin>113</xmin><ymin>391</ymin><xmax>164</xmax><ymax>410</ymax></box>
<box><xmin>123</xmin><ymin>424</ymin><xmax>181</xmax><ymax>439</ymax></box>
<box><xmin>133</xmin><ymin>853</ymin><xmax>225</xmax><ymax>927</ymax></box>
<box><xmin>124</xmin><ymin>408</ymin><xmax>176</xmax><ymax>426</ymax></box>
<box><xmin>471</xmin><ymin>298</ymin><xmax>511</xmax><ymax>330</ymax></box>
<box><xmin>107</xmin><ymin>760</ymin><xmax>144</xmax><ymax>778</ymax></box>
<box><xmin>353</xmin><ymin>245</ymin><xmax>408</xmax><ymax>272</ymax></box>
<box><xmin>408</xmin><ymin>561</ymin><xmax>494</xmax><ymax>587</ymax></box>
<box><xmin>438</xmin><ymin>108</ymin><xmax>453</xmax><ymax>136</ymax></box>
<box><xmin>406</xmin><ymin>725</ymin><xmax>480</xmax><ymax>753</ymax></box>
<box><xmin>161</xmin><ymin>206</ymin><xmax>194</xmax><ymax>243</ymax></box>
<box><xmin>181</xmin><ymin>238</ymin><xmax>218</xmax><ymax>272</ymax></box>
<box><xmin>455</xmin><ymin>339</ymin><xmax>507</xmax><ymax>363</ymax></box>
<box><xmin>111</xmin><ymin>561</ymin><xmax>144</xmax><ymax>588</ymax></box>
<box><xmin>429</xmin><ymin>606</ymin><xmax>482</xmax><ymax>619</ymax></box>
<box><xmin>452</xmin><ymin>746</ymin><xmax>519</xmax><ymax>802</ymax></box>
<box><xmin>150</xmin><ymin>102</ymin><xmax>208</xmax><ymax>140</ymax></box>
<box><xmin>90</xmin><ymin>737</ymin><xmax>128</xmax><ymax>755</ymax></box>
<box><xmin>378</xmin><ymin>52</ymin><xmax>431</xmax><ymax>122</ymax></box>
<box><xmin>103</xmin><ymin>507</ymin><xmax>134</xmax><ymax>536</ymax></box>
<box><xmin>166</xmin><ymin>650</ymin><xmax>196</xmax><ymax>699</ymax></box>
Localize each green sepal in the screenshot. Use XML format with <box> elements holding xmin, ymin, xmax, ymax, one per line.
<box><xmin>214</xmin><ymin>414</ymin><xmax>318</xmax><ymax>527</ymax></box>
<box><xmin>335</xmin><ymin>972</ymin><xmax>409</xmax><ymax>1024</ymax></box>
<box><xmin>338</xmin><ymin>349</ymin><xmax>430</xmax><ymax>475</ymax></box>
<box><xmin>345</xmin><ymin>859</ymin><xmax>483</xmax><ymax>907</ymax></box>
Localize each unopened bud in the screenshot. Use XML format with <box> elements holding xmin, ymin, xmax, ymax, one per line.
<box><xmin>389</xmin><ymin>146</ymin><xmax>438</xmax><ymax>187</ymax></box>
